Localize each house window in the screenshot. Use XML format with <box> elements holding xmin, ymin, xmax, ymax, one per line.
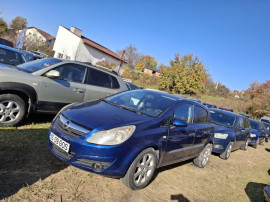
<box><xmin>58</xmin><ymin>53</ymin><xmax>63</xmax><ymax>58</ymax></box>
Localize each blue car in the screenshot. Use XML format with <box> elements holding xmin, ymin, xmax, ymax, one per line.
<box><xmin>249</xmin><ymin>119</ymin><xmax>266</xmax><ymax>148</ymax></box>
<box><xmin>0</xmin><ymin>44</ymin><xmax>26</xmax><ymax>67</ymax></box>
<box><xmin>48</xmin><ymin>89</ymin><xmax>214</xmax><ymax>190</ymax></box>
<box><xmin>210</xmin><ymin>109</ymin><xmax>250</xmax><ymax>160</ymax></box>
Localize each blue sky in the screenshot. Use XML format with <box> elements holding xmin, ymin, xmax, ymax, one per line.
<box><xmin>1</xmin><ymin>0</ymin><xmax>270</xmax><ymax>90</ymax></box>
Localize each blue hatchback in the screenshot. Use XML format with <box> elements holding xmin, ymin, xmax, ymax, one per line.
<box><xmin>249</xmin><ymin>119</ymin><xmax>266</xmax><ymax>148</ymax></box>
<box><xmin>210</xmin><ymin>109</ymin><xmax>250</xmax><ymax>160</ymax></box>
<box><xmin>48</xmin><ymin>89</ymin><xmax>214</xmax><ymax>190</ymax></box>
<box><xmin>0</xmin><ymin>44</ymin><xmax>26</xmax><ymax>67</ymax></box>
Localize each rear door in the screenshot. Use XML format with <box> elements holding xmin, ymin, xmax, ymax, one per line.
<box><xmin>235</xmin><ymin>117</ymin><xmax>245</xmax><ymax>148</ymax></box>
<box><xmin>163</xmin><ymin>103</ymin><xmax>196</xmax><ymax>164</ymax></box>
<box><xmin>38</xmin><ymin>63</ymin><xmax>87</xmax><ymax>112</ymax></box>
<box><xmin>84</xmin><ymin>67</ymin><xmax>118</xmax><ymax>101</ymax></box>
<box><xmin>193</xmin><ymin>105</ymin><xmax>213</xmax><ymax>154</ymax></box>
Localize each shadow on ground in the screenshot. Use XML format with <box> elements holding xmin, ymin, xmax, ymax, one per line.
<box><xmin>23</xmin><ymin>113</ymin><xmax>56</xmax><ymax>125</ymax></box>
<box><xmin>265</xmin><ymin>148</ymin><xmax>270</xmax><ymax>153</ymax></box>
<box><xmin>245</xmin><ymin>182</ymin><xmax>267</xmax><ymax>202</ymax></box>
<box><xmin>0</xmin><ymin>127</ymin><xmax>67</xmax><ymax>199</ymax></box>
<box><xmin>171</xmin><ymin>194</ymin><xmax>190</xmax><ymax>202</ymax></box>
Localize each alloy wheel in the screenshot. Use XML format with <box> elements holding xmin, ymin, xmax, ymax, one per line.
<box><xmin>0</xmin><ymin>100</ymin><xmax>21</xmax><ymax>123</ymax></box>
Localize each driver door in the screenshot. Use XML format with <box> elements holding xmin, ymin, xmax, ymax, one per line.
<box><xmin>37</xmin><ymin>63</ymin><xmax>87</xmax><ymax>112</ymax></box>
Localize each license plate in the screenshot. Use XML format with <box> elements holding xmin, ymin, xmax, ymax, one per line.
<box><xmin>50</xmin><ymin>132</ymin><xmax>70</xmax><ymax>153</ymax></box>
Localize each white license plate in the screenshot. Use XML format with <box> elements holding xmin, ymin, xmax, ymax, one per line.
<box><xmin>50</xmin><ymin>132</ymin><xmax>70</xmax><ymax>153</ymax></box>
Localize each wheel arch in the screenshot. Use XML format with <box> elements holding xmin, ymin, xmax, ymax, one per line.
<box><xmin>0</xmin><ymin>82</ymin><xmax>38</xmax><ymax>114</ymax></box>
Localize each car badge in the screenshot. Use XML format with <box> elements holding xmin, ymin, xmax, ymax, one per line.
<box><xmin>63</xmin><ymin>121</ymin><xmax>70</xmax><ymax>129</ymax></box>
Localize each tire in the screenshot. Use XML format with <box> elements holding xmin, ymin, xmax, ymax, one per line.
<box><xmin>265</xmin><ymin>137</ymin><xmax>269</xmax><ymax>143</ymax></box>
<box><xmin>220</xmin><ymin>142</ymin><xmax>234</xmax><ymax>160</ymax></box>
<box><xmin>253</xmin><ymin>139</ymin><xmax>258</xmax><ymax>149</ymax></box>
<box><xmin>241</xmin><ymin>139</ymin><xmax>249</xmax><ymax>150</ymax></box>
<box><xmin>0</xmin><ymin>94</ymin><xmax>26</xmax><ymax>126</ymax></box>
<box><xmin>121</xmin><ymin>148</ymin><xmax>157</xmax><ymax>190</ymax></box>
<box><xmin>259</xmin><ymin>138</ymin><xmax>265</xmax><ymax>145</ymax></box>
<box><xmin>193</xmin><ymin>143</ymin><xmax>212</xmax><ymax>168</ymax></box>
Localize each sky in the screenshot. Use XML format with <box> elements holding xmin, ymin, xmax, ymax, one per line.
<box><xmin>1</xmin><ymin>0</ymin><xmax>270</xmax><ymax>91</ymax></box>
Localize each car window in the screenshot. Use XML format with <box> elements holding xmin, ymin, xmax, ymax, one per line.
<box><xmin>194</xmin><ymin>106</ymin><xmax>208</xmax><ymax>123</ymax></box>
<box><xmin>111</xmin><ymin>76</ymin><xmax>120</xmax><ymax>89</ymax></box>
<box><xmin>250</xmin><ymin>120</ymin><xmax>260</xmax><ymax>130</ymax></box>
<box><xmin>173</xmin><ymin>103</ymin><xmax>194</xmax><ymax>124</ymax></box>
<box><xmin>0</xmin><ymin>47</ymin><xmax>25</xmax><ymax>65</ymax></box>
<box><xmin>53</xmin><ymin>64</ymin><xmax>87</xmax><ymax>83</ymax></box>
<box><xmin>238</xmin><ymin>117</ymin><xmax>245</xmax><ymax>128</ymax></box>
<box><xmin>243</xmin><ymin>117</ymin><xmax>250</xmax><ymax>128</ymax></box>
<box><xmin>87</xmin><ymin>68</ymin><xmax>112</xmax><ymax>88</ymax></box>
<box><xmin>18</xmin><ymin>58</ymin><xmax>62</xmax><ymax>73</ymax></box>
<box><xmin>210</xmin><ymin>110</ymin><xmax>236</xmax><ymax>128</ymax></box>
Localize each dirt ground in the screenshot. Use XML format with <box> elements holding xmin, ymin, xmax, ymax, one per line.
<box><xmin>0</xmin><ymin>116</ymin><xmax>270</xmax><ymax>201</ymax></box>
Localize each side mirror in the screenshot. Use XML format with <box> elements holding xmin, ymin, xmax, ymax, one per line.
<box><xmin>172</xmin><ymin>119</ymin><xmax>188</xmax><ymax>128</ymax></box>
<box><xmin>45</xmin><ymin>70</ymin><xmax>60</xmax><ymax>78</ymax></box>
<box><xmin>238</xmin><ymin>127</ymin><xmax>245</xmax><ymax>132</ymax></box>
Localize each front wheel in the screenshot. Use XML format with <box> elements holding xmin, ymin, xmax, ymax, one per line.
<box><xmin>193</xmin><ymin>143</ymin><xmax>212</xmax><ymax>168</ymax></box>
<box><xmin>0</xmin><ymin>94</ymin><xmax>26</xmax><ymax>126</ymax></box>
<box><xmin>220</xmin><ymin>142</ymin><xmax>234</xmax><ymax>160</ymax></box>
<box><xmin>121</xmin><ymin>148</ymin><xmax>157</xmax><ymax>190</ymax></box>
<box><xmin>253</xmin><ymin>139</ymin><xmax>258</xmax><ymax>149</ymax></box>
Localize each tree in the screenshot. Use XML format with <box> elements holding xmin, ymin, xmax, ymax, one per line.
<box><xmin>10</xmin><ymin>16</ymin><xmax>27</xmax><ymax>30</ymax></box>
<box><xmin>116</xmin><ymin>45</ymin><xmax>141</xmax><ymax>69</ymax></box>
<box><xmin>135</xmin><ymin>55</ymin><xmax>158</xmax><ymax>72</ymax></box>
<box><xmin>247</xmin><ymin>80</ymin><xmax>270</xmax><ymax>118</ymax></box>
<box><xmin>159</xmin><ymin>53</ymin><xmax>208</xmax><ymax>95</ymax></box>
<box><xmin>0</xmin><ymin>18</ymin><xmax>7</xmax><ymax>36</ymax></box>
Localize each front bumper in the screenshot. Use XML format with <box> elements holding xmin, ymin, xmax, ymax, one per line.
<box><xmin>212</xmin><ymin>138</ymin><xmax>230</xmax><ymax>154</ymax></box>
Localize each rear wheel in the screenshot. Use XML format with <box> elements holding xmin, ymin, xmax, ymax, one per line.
<box><xmin>220</xmin><ymin>142</ymin><xmax>234</xmax><ymax>160</ymax></box>
<box><xmin>121</xmin><ymin>148</ymin><xmax>157</xmax><ymax>190</ymax></box>
<box><xmin>193</xmin><ymin>143</ymin><xmax>212</xmax><ymax>168</ymax></box>
<box><xmin>0</xmin><ymin>94</ymin><xmax>26</xmax><ymax>126</ymax></box>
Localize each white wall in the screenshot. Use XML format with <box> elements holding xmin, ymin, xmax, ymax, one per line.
<box><xmin>53</xmin><ymin>26</ymin><xmax>81</xmax><ymax>60</ymax></box>
<box><xmin>75</xmin><ymin>41</ymin><xmax>120</xmax><ymax>65</ymax></box>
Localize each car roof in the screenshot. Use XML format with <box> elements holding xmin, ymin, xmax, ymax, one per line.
<box><xmin>210</xmin><ymin>108</ymin><xmax>240</xmax><ymax>117</ymax></box>
<box><xmin>0</xmin><ymin>44</ymin><xmax>23</xmax><ymax>54</ymax></box>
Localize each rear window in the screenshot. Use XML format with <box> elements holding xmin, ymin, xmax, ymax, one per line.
<box><xmin>87</xmin><ymin>68</ymin><xmax>112</xmax><ymax>88</ymax></box>
<box><xmin>0</xmin><ymin>47</ymin><xmax>25</xmax><ymax>65</ymax></box>
<box><xmin>195</xmin><ymin>106</ymin><xmax>208</xmax><ymax>123</ymax></box>
<box><xmin>210</xmin><ymin>110</ymin><xmax>236</xmax><ymax>128</ymax></box>
<box><xmin>111</xmin><ymin>76</ymin><xmax>120</xmax><ymax>89</ymax></box>
<box><xmin>243</xmin><ymin>117</ymin><xmax>250</xmax><ymax>128</ymax></box>
<box><xmin>250</xmin><ymin>120</ymin><xmax>260</xmax><ymax>130</ymax></box>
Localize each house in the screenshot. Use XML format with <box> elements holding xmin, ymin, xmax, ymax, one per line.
<box><xmin>53</xmin><ymin>26</ymin><xmax>125</xmax><ymax>68</ymax></box>
<box><xmin>143</xmin><ymin>66</ymin><xmax>160</xmax><ymax>77</ymax></box>
<box><xmin>18</xmin><ymin>27</ymin><xmax>55</xmax><ymax>48</ymax></box>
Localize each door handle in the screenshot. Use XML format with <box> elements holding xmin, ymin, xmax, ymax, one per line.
<box><xmin>73</xmin><ymin>88</ymin><xmax>85</xmax><ymax>93</ymax></box>
<box><xmin>189</xmin><ymin>133</ymin><xmax>196</xmax><ymax>137</ymax></box>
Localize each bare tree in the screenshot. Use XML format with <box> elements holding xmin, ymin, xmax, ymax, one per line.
<box><xmin>116</xmin><ymin>44</ymin><xmax>142</xmax><ymax>69</ymax></box>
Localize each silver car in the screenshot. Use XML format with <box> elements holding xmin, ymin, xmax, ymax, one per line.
<box><xmin>0</xmin><ymin>58</ymin><xmax>128</xmax><ymax>126</ymax></box>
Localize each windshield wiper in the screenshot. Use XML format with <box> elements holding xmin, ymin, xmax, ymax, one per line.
<box><xmin>119</xmin><ymin>105</ymin><xmax>141</xmax><ymax>115</ymax></box>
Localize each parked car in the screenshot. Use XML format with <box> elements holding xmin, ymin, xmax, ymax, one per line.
<box><xmin>0</xmin><ymin>58</ymin><xmax>128</xmax><ymax>126</ymax></box>
<box><xmin>262</xmin><ymin>122</ymin><xmax>270</xmax><ymax>143</ymax></box>
<box><xmin>0</xmin><ymin>44</ymin><xmax>26</xmax><ymax>67</ymax></box>
<box><xmin>239</xmin><ymin>113</ymin><xmax>250</xmax><ymax>118</ymax></box>
<box><xmin>22</xmin><ymin>51</ymin><xmax>44</xmax><ymax>62</ymax></box>
<box><xmin>203</xmin><ymin>103</ymin><xmax>217</xmax><ymax>108</ymax></box>
<box><xmin>48</xmin><ymin>89</ymin><xmax>214</xmax><ymax>190</ymax></box>
<box><xmin>0</xmin><ymin>38</ymin><xmax>14</xmax><ymax>47</ymax></box>
<box><xmin>260</xmin><ymin>116</ymin><xmax>270</xmax><ymax>124</ymax></box>
<box><xmin>189</xmin><ymin>98</ymin><xmax>202</xmax><ymax>103</ymax></box>
<box><xmin>219</xmin><ymin>107</ymin><xmax>233</xmax><ymax>112</ymax></box>
<box><xmin>249</xmin><ymin>119</ymin><xmax>266</xmax><ymax>148</ymax></box>
<box><xmin>210</xmin><ymin>108</ymin><xmax>250</xmax><ymax>160</ymax></box>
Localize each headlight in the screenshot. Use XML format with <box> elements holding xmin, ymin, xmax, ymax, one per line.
<box><xmin>86</xmin><ymin>125</ymin><xmax>136</xmax><ymax>145</ymax></box>
<box><xmin>250</xmin><ymin>133</ymin><xmax>257</xmax><ymax>137</ymax></box>
<box><xmin>214</xmin><ymin>133</ymin><xmax>228</xmax><ymax>139</ymax></box>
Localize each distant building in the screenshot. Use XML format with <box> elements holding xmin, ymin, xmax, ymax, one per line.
<box><xmin>53</xmin><ymin>26</ymin><xmax>125</xmax><ymax>68</ymax></box>
<box><xmin>143</xmin><ymin>66</ymin><xmax>160</xmax><ymax>77</ymax></box>
<box><xmin>18</xmin><ymin>27</ymin><xmax>55</xmax><ymax>48</ymax></box>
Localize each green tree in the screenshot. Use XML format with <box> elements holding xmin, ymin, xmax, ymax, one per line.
<box><xmin>0</xmin><ymin>18</ymin><xmax>7</xmax><ymax>36</ymax></box>
<box><xmin>135</xmin><ymin>55</ymin><xmax>158</xmax><ymax>72</ymax></box>
<box><xmin>159</xmin><ymin>53</ymin><xmax>208</xmax><ymax>95</ymax></box>
<box><xmin>10</xmin><ymin>16</ymin><xmax>27</xmax><ymax>30</ymax></box>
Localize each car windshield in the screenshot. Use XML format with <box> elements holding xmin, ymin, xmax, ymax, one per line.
<box><xmin>210</xmin><ymin>110</ymin><xmax>236</xmax><ymax>128</ymax></box>
<box><xmin>250</xmin><ymin>120</ymin><xmax>260</xmax><ymax>130</ymax></box>
<box><xmin>18</xmin><ymin>58</ymin><xmax>62</xmax><ymax>73</ymax></box>
<box><xmin>105</xmin><ymin>90</ymin><xmax>177</xmax><ymax>117</ymax></box>
<box><xmin>261</xmin><ymin>119</ymin><xmax>270</xmax><ymax>124</ymax></box>
<box><xmin>0</xmin><ymin>47</ymin><xmax>25</xmax><ymax>66</ymax></box>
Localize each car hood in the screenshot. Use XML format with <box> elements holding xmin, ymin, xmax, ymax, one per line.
<box><xmin>62</xmin><ymin>100</ymin><xmax>155</xmax><ymax>130</ymax></box>
<box><xmin>251</xmin><ymin>128</ymin><xmax>260</xmax><ymax>135</ymax></box>
<box><xmin>213</xmin><ymin>124</ymin><xmax>234</xmax><ymax>134</ymax></box>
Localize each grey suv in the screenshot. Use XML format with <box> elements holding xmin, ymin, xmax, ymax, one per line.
<box><xmin>0</xmin><ymin>58</ymin><xmax>128</xmax><ymax>126</ymax></box>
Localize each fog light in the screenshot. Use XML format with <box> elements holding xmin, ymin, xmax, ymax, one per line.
<box><xmin>93</xmin><ymin>163</ymin><xmax>103</xmax><ymax>171</ymax></box>
<box><xmin>214</xmin><ymin>144</ymin><xmax>223</xmax><ymax>149</ymax></box>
